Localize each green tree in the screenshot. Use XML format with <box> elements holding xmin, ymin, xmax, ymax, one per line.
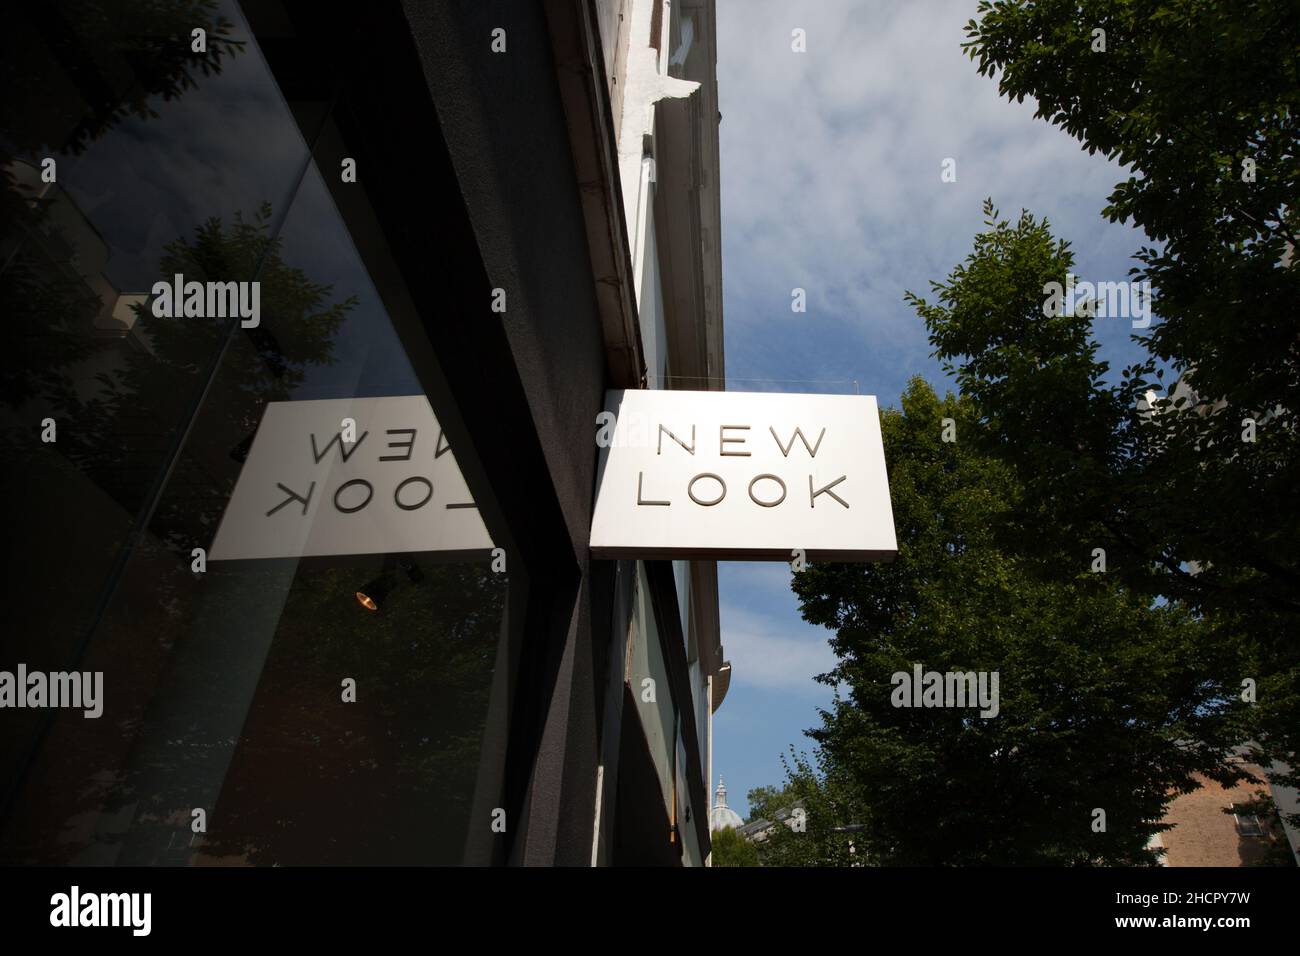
<box><xmin>744</xmin><ymin>785</ymin><xmax>789</xmax><ymax>822</ymax></box>
<box><xmin>710</xmin><ymin>826</ymin><xmax>760</xmax><ymax>867</ymax></box>
<box><xmin>744</xmin><ymin>750</ymin><xmax>867</xmax><ymax>867</ymax></box>
<box><xmin>793</xmin><ymin>371</ymin><xmax>1251</xmax><ymax>865</ymax></box>
<box><xmin>963</xmin><ymin>0</ymin><xmax>1299</xmax><ymax>415</ymax></box>
<box><xmin>959</xmin><ymin>0</ymin><xmax>1300</xmax><ymax>801</ymax></box>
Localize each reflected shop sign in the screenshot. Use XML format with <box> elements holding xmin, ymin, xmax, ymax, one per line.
<box><xmin>590</xmin><ymin>389</ymin><xmax>897</xmax><ymax>561</ymax></box>
<box><xmin>209</xmin><ymin>396</ymin><xmax>493</xmax><ymax>561</ymax></box>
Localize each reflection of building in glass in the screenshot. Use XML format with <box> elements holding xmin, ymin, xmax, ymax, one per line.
<box><xmin>0</xmin><ymin>0</ymin><xmax>726</xmax><ymax>866</ymax></box>
<box><xmin>5</xmin><ymin>159</ymin><xmax>149</xmax><ymax>346</ymax></box>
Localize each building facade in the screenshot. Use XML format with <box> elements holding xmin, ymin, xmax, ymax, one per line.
<box><xmin>1155</xmin><ymin>754</ymin><xmax>1300</xmax><ymax>867</ymax></box>
<box><xmin>709</xmin><ymin>777</ymin><xmax>744</xmax><ymax>833</ymax></box>
<box><xmin>0</xmin><ymin>0</ymin><xmax>726</xmax><ymax>866</ymax></box>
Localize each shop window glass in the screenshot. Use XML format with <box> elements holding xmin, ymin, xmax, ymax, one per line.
<box><xmin>1</xmin><ymin>0</ymin><xmax>509</xmax><ymax>865</ymax></box>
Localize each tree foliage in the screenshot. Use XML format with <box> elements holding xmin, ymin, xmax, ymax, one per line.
<box><xmin>794</xmin><ymin>372</ymin><xmax>1251</xmax><ymax>864</ymax></box>
<box><xmin>710</xmin><ymin>825</ymin><xmax>760</xmax><ymax>867</ymax></box>
<box><xmin>953</xmin><ymin>0</ymin><xmax>1300</xmax><ymax>798</ymax></box>
<box><xmin>963</xmin><ymin>0</ymin><xmax>1299</xmax><ymax>414</ymax></box>
<box><xmin>743</xmin><ymin>749</ymin><xmax>867</xmax><ymax>867</ymax></box>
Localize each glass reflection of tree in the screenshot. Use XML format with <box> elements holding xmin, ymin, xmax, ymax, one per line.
<box><xmin>75</xmin><ymin>202</ymin><xmax>354</xmax><ymax>546</ymax></box>
<box><xmin>1</xmin><ymin>0</ymin><xmax>244</xmax><ymax>416</ymax></box>
<box><xmin>73</xmin><ymin>209</ymin><xmax>506</xmax><ymax>865</ymax></box>
<box><xmin>1</xmin><ymin>0</ymin><xmax>510</xmax><ymax>866</ymax></box>
<box><xmin>0</xmin><ymin>0</ymin><xmax>245</xmax><ymax>862</ymax></box>
<box><xmin>4</xmin><ymin>205</ymin><xmax>353</xmax><ymax>864</ymax></box>
<box><xmin>52</xmin><ymin>208</ymin><xmax>506</xmax><ymax>868</ymax></box>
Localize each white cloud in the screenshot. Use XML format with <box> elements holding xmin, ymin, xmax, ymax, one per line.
<box><xmin>716</xmin><ymin>0</ymin><xmax>1143</xmax><ymax>392</ymax></box>
<box><xmin>719</xmin><ymin>588</ymin><xmax>838</xmax><ymax>693</ymax></box>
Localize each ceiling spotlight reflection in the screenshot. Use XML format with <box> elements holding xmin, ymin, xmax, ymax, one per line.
<box><xmin>356</xmin><ymin>574</ymin><xmax>395</xmax><ymax>612</ymax></box>
<box><xmin>355</xmin><ymin>557</ymin><xmax>425</xmax><ymax>613</ymax></box>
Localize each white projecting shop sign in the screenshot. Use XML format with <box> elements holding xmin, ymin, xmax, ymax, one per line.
<box><xmin>590</xmin><ymin>389</ymin><xmax>896</xmax><ymax>562</ymax></box>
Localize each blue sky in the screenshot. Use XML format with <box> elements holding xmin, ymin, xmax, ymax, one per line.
<box><xmin>712</xmin><ymin>0</ymin><xmax>1156</xmax><ymax>818</ymax></box>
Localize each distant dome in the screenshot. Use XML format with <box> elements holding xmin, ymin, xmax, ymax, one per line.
<box><xmin>709</xmin><ymin>776</ymin><xmax>744</xmax><ymax>832</ymax></box>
